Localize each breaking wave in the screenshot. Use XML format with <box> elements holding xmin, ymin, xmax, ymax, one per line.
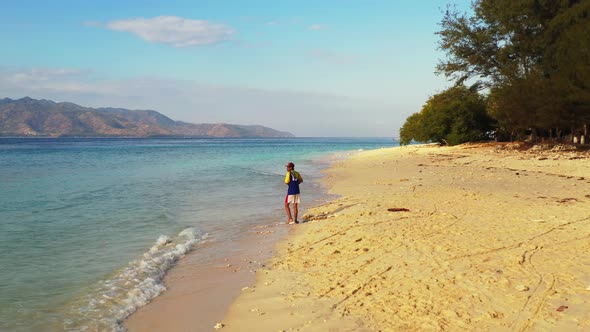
<box><xmin>63</xmin><ymin>227</ymin><xmax>207</xmax><ymax>332</ymax></box>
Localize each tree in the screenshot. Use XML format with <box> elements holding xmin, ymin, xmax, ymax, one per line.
<box><xmin>436</xmin><ymin>0</ymin><xmax>590</xmax><ymax>142</ymax></box>
<box><xmin>399</xmin><ymin>113</ymin><xmax>423</xmax><ymax>145</ymax></box>
<box><xmin>544</xmin><ymin>1</ymin><xmax>590</xmax><ymax>139</ymax></box>
<box><xmin>400</xmin><ymin>86</ymin><xmax>493</xmax><ymax>145</ymax></box>
<box><xmin>437</xmin><ymin>1</ymin><xmax>545</xmax><ymax>87</ymax></box>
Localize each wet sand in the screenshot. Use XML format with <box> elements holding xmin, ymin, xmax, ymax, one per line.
<box><xmin>221</xmin><ymin>143</ymin><xmax>590</xmax><ymax>331</ymax></box>
<box><xmin>124</xmin><ymin>222</ymin><xmax>290</xmax><ymax>332</ymax></box>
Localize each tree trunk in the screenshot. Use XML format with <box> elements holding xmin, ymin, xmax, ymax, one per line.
<box><xmin>571</xmin><ymin>127</ymin><xmax>576</xmax><ymax>144</ymax></box>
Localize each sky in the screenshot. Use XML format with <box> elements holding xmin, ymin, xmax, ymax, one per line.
<box><xmin>0</xmin><ymin>0</ymin><xmax>471</xmax><ymax>137</ymax></box>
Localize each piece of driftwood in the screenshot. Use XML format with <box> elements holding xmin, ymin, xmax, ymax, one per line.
<box><xmin>387</xmin><ymin>208</ymin><xmax>410</xmax><ymax>212</ymax></box>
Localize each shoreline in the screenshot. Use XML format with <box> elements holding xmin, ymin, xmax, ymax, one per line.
<box><xmin>0</xmin><ymin>138</ymin><xmax>395</xmax><ymax>332</ymax></box>
<box><xmin>221</xmin><ymin>142</ymin><xmax>590</xmax><ymax>331</ymax></box>
<box><xmin>124</xmin><ymin>220</ymin><xmax>291</xmax><ymax>332</ymax></box>
<box><xmin>123</xmin><ymin>149</ymin><xmax>358</xmax><ymax>331</ymax></box>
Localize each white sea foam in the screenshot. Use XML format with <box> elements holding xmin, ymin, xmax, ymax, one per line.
<box><xmin>64</xmin><ymin>227</ymin><xmax>207</xmax><ymax>332</ymax></box>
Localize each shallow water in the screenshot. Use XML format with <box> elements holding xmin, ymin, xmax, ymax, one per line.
<box><xmin>0</xmin><ymin>137</ymin><xmax>396</xmax><ymax>331</ymax></box>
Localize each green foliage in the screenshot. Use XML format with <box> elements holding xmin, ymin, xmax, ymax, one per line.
<box><xmin>400</xmin><ymin>86</ymin><xmax>493</xmax><ymax>145</ymax></box>
<box><xmin>399</xmin><ymin>113</ymin><xmax>422</xmax><ymax>145</ymax></box>
<box><xmin>433</xmin><ymin>0</ymin><xmax>590</xmax><ymax>141</ymax></box>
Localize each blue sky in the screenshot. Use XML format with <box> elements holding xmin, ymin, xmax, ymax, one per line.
<box><xmin>0</xmin><ymin>0</ymin><xmax>470</xmax><ymax>136</ymax></box>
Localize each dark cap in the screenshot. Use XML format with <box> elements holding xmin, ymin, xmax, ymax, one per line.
<box><xmin>285</xmin><ymin>162</ymin><xmax>295</xmax><ymax>168</ymax></box>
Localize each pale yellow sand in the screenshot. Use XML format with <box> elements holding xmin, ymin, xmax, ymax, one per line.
<box><xmin>222</xmin><ymin>143</ymin><xmax>590</xmax><ymax>331</ymax></box>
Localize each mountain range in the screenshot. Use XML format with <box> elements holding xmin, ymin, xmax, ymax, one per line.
<box><xmin>0</xmin><ymin>97</ymin><xmax>294</xmax><ymax>138</ymax></box>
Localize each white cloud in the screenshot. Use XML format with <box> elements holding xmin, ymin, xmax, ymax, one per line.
<box><xmin>6</xmin><ymin>68</ymin><xmax>86</xmax><ymax>83</ymax></box>
<box><xmin>308</xmin><ymin>24</ymin><xmax>325</xmax><ymax>31</ymax></box>
<box><xmin>104</xmin><ymin>16</ymin><xmax>234</xmax><ymax>47</ymax></box>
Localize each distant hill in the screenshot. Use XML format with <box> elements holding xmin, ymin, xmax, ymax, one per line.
<box><xmin>0</xmin><ymin>97</ymin><xmax>294</xmax><ymax>138</ymax></box>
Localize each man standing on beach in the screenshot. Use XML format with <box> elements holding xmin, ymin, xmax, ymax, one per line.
<box><xmin>284</xmin><ymin>162</ymin><xmax>303</xmax><ymax>224</ymax></box>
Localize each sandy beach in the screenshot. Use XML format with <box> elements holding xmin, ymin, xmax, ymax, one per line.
<box><xmin>124</xmin><ymin>222</ymin><xmax>290</xmax><ymax>332</ymax></box>
<box><xmin>220</xmin><ymin>143</ymin><xmax>590</xmax><ymax>331</ymax></box>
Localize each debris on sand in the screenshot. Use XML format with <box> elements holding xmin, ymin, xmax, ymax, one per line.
<box><xmin>387</xmin><ymin>208</ymin><xmax>410</xmax><ymax>212</ymax></box>
<box><xmin>301</xmin><ymin>212</ymin><xmax>332</xmax><ymax>222</ymax></box>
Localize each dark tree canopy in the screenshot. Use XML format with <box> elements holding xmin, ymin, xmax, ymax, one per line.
<box><xmin>402</xmin><ymin>0</ymin><xmax>590</xmax><ymax>143</ymax></box>
<box><xmin>400</xmin><ymin>86</ymin><xmax>493</xmax><ymax>145</ymax></box>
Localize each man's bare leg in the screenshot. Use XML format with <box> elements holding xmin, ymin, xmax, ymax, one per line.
<box><xmin>285</xmin><ymin>202</ymin><xmax>293</xmax><ymax>223</ymax></box>
<box><xmin>293</xmin><ymin>203</ymin><xmax>298</xmax><ymax>223</ymax></box>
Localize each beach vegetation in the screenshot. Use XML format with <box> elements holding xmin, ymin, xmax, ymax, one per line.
<box><xmin>406</xmin><ymin>0</ymin><xmax>590</xmax><ymax>143</ymax></box>
<box><xmin>400</xmin><ymin>85</ymin><xmax>493</xmax><ymax>145</ymax></box>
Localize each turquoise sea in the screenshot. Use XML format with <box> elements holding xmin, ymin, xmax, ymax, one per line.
<box><xmin>0</xmin><ymin>137</ymin><xmax>396</xmax><ymax>331</ymax></box>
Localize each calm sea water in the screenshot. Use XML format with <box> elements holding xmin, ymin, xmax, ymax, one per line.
<box><xmin>0</xmin><ymin>137</ymin><xmax>396</xmax><ymax>331</ymax></box>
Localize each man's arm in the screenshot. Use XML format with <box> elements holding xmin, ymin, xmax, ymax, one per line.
<box><xmin>285</xmin><ymin>172</ymin><xmax>290</xmax><ymax>185</ymax></box>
